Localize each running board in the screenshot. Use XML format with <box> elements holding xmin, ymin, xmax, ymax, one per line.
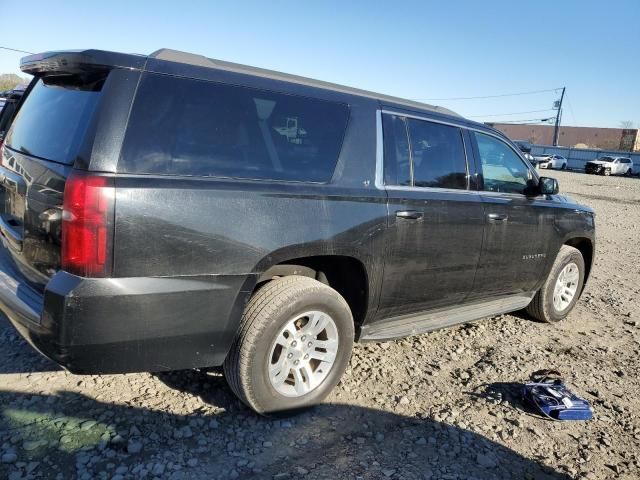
<box><xmin>360</xmin><ymin>293</ymin><xmax>535</xmax><ymax>341</ymax></box>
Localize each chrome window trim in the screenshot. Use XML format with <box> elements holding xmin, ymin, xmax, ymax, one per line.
<box><xmin>375</xmin><ymin>109</ymin><xmax>473</xmax><ymax>192</ymax></box>
<box><xmin>380</xmin><ymin>108</ymin><xmax>539</xmax><ymax>178</ymax></box>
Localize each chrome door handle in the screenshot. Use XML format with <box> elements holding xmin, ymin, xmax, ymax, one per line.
<box><xmin>395</xmin><ymin>210</ymin><xmax>423</xmax><ymax>220</ymax></box>
<box><xmin>487</xmin><ymin>213</ymin><xmax>508</xmax><ymax>223</ymax></box>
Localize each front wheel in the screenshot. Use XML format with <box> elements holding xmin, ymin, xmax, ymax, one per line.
<box><xmin>526</xmin><ymin>245</ymin><xmax>585</xmax><ymax>323</ymax></box>
<box><xmin>224</xmin><ymin>275</ymin><xmax>354</xmax><ymax>415</ymax></box>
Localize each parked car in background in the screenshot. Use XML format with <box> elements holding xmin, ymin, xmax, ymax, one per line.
<box><xmin>535</xmin><ymin>154</ymin><xmax>567</xmax><ymax>170</ymax></box>
<box><xmin>585</xmin><ymin>156</ymin><xmax>633</xmax><ymax>176</ymax></box>
<box><xmin>513</xmin><ymin>140</ymin><xmax>536</xmax><ymax>164</ymax></box>
<box><xmin>0</xmin><ymin>85</ymin><xmax>27</xmax><ymax>143</ymax></box>
<box><xmin>0</xmin><ymin>48</ymin><xmax>595</xmax><ymax>415</ymax></box>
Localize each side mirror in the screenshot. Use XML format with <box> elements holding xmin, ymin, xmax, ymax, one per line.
<box><xmin>539</xmin><ymin>176</ymin><xmax>559</xmax><ymax>195</ymax></box>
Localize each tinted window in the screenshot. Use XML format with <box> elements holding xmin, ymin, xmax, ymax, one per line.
<box><xmin>407</xmin><ymin>119</ymin><xmax>467</xmax><ymax>189</ymax></box>
<box><xmin>382</xmin><ymin>114</ymin><xmax>467</xmax><ymax>189</ymax></box>
<box><xmin>120</xmin><ymin>74</ymin><xmax>349</xmax><ymax>182</ymax></box>
<box><xmin>382</xmin><ymin>114</ymin><xmax>411</xmax><ymax>186</ymax></box>
<box><xmin>5</xmin><ymin>76</ymin><xmax>104</xmax><ymax>164</ymax></box>
<box><xmin>474</xmin><ymin>132</ymin><xmax>533</xmax><ymax>194</ymax></box>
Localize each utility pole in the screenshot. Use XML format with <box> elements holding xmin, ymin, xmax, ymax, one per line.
<box><xmin>553</xmin><ymin>87</ymin><xmax>566</xmax><ymax>146</ymax></box>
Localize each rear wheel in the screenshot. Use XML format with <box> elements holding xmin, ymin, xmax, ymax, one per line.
<box><xmin>224</xmin><ymin>276</ymin><xmax>354</xmax><ymax>415</ymax></box>
<box><xmin>626</xmin><ymin>168</ymin><xmax>633</xmax><ymax>177</ymax></box>
<box><xmin>526</xmin><ymin>245</ymin><xmax>585</xmax><ymax>323</ymax></box>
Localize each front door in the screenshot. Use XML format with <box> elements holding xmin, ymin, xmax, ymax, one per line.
<box><xmin>375</xmin><ymin>112</ymin><xmax>485</xmax><ymax>321</ymax></box>
<box><xmin>469</xmin><ymin>131</ymin><xmax>554</xmax><ymax>299</ymax></box>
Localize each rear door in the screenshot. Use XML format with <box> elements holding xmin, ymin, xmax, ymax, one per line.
<box><xmin>375</xmin><ymin>112</ymin><xmax>484</xmax><ymax>321</ymax></box>
<box><xmin>0</xmin><ymin>73</ymin><xmax>106</xmax><ymax>290</ymax></box>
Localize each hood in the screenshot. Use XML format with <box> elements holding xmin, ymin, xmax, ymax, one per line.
<box><xmin>555</xmin><ymin>194</ymin><xmax>595</xmax><ymax>214</ymax></box>
<box><xmin>587</xmin><ymin>160</ymin><xmax>612</xmax><ymax>165</ymax></box>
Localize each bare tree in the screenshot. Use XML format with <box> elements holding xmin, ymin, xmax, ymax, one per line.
<box><xmin>619</xmin><ymin>120</ymin><xmax>635</xmax><ymax>129</ymax></box>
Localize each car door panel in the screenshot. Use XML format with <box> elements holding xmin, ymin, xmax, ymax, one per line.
<box><xmin>473</xmin><ymin>193</ymin><xmax>553</xmax><ymax>298</ymax></box>
<box><xmin>468</xmin><ymin>131</ymin><xmax>555</xmax><ymax>299</ymax></box>
<box><xmin>378</xmin><ymin>189</ymin><xmax>484</xmax><ymax>319</ymax></box>
<box><xmin>374</xmin><ymin>112</ymin><xmax>484</xmax><ymax>324</ymax></box>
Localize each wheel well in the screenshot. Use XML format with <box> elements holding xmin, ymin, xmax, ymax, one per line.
<box><xmin>257</xmin><ymin>255</ymin><xmax>369</xmax><ymax>332</ymax></box>
<box><xmin>564</xmin><ymin>237</ymin><xmax>593</xmax><ymax>282</ymax></box>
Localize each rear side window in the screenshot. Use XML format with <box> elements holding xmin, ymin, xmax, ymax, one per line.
<box><xmin>407</xmin><ymin>118</ymin><xmax>467</xmax><ymax>189</ymax></box>
<box><xmin>382</xmin><ymin>113</ymin><xmax>467</xmax><ymax>190</ymax></box>
<box><xmin>5</xmin><ymin>76</ymin><xmax>104</xmax><ymax>164</ymax></box>
<box><xmin>119</xmin><ymin>74</ymin><xmax>350</xmax><ymax>182</ymax></box>
<box><xmin>382</xmin><ymin>114</ymin><xmax>411</xmax><ymax>186</ymax></box>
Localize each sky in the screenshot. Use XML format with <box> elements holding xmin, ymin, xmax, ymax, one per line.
<box><xmin>1</xmin><ymin>0</ymin><xmax>639</xmax><ymax>128</ymax></box>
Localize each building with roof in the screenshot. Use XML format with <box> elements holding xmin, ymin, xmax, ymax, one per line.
<box><xmin>486</xmin><ymin>123</ymin><xmax>640</xmax><ymax>152</ymax></box>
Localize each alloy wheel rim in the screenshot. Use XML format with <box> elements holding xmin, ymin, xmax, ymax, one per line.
<box><xmin>553</xmin><ymin>262</ymin><xmax>579</xmax><ymax>312</ymax></box>
<box><xmin>268</xmin><ymin>310</ymin><xmax>339</xmax><ymax>398</ymax></box>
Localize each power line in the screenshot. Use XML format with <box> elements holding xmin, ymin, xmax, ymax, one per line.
<box><xmin>564</xmin><ymin>93</ymin><xmax>578</xmax><ymax>125</ymax></box>
<box><xmin>489</xmin><ymin>117</ymin><xmax>556</xmax><ymax>124</ymax></box>
<box><xmin>411</xmin><ymin>87</ymin><xmax>563</xmax><ymax>101</ymax></box>
<box><xmin>468</xmin><ymin>108</ymin><xmax>556</xmax><ymax>118</ymax></box>
<box><xmin>0</xmin><ymin>46</ymin><xmax>34</xmax><ymax>55</ymax></box>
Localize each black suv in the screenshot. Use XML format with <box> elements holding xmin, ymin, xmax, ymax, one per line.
<box><xmin>0</xmin><ymin>49</ymin><xmax>594</xmax><ymax>414</ymax></box>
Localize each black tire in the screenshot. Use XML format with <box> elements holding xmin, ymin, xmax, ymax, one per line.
<box><xmin>526</xmin><ymin>245</ymin><xmax>585</xmax><ymax>323</ymax></box>
<box><xmin>626</xmin><ymin>168</ymin><xmax>633</xmax><ymax>177</ymax></box>
<box><xmin>224</xmin><ymin>275</ymin><xmax>354</xmax><ymax>415</ymax></box>
<box><xmin>561</xmin><ymin>163</ymin><xmax>567</xmax><ymax>170</ymax></box>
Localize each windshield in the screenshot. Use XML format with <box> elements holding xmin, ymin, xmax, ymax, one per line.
<box><xmin>5</xmin><ymin>75</ymin><xmax>105</xmax><ymax>165</ymax></box>
<box><xmin>597</xmin><ymin>156</ymin><xmax>614</xmax><ymax>162</ymax></box>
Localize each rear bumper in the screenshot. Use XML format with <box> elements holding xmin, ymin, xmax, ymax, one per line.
<box><xmin>0</xmin><ymin>252</ymin><xmax>255</xmax><ymax>373</ymax></box>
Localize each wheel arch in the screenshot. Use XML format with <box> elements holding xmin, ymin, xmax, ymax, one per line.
<box><xmin>563</xmin><ymin>236</ymin><xmax>594</xmax><ymax>287</ymax></box>
<box><xmin>254</xmin><ymin>254</ymin><xmax>371</xmax><ymax>336</ymax></box>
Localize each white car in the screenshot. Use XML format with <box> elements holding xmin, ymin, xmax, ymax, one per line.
<box><xmin>535</xmin><ymin>154</ymin><xmax>568</xmax><ymax>170</ymax></box>
<box><xmin>585</xmin><ymin>156</ymin><xmax>634</xmax><ymax>176</ymax></box>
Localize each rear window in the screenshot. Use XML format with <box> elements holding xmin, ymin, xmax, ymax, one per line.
<box><xmin>5</xmin><ymin>76</ymin><xmax>104</xmax><ymax>164</ymax></box>
<box><xmin>119</xmin><ymin>74</ymin><xmax>350</xmax><ymax>182</ymax></box>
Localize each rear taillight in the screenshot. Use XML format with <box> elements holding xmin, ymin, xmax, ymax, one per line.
<box><xmin>61</xmin><ymin>172</ymin><xmax>115</xmax><ymax>277</ymax></box>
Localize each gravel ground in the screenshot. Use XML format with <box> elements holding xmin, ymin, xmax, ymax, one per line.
<box><xmin>1</xmin><ymin>170</ymin><xmax>639</xmax><ymax>480</ymax></box>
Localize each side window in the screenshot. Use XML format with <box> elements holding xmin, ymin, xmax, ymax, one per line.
<box><xmin>382</xmin><ymin>114</ymin><xmax>411</xmax><ymax>186</ymax></box>
<box><xmin>473</xmin><ymin>132</ymin><xmax>534</xmax><ymax>195</ymax></box>
<box><xmin>119</xmin><ymin>73</ymin><xmax>350</xmax><ymax>182</ymax></box>
<box><xmin>407</xmin><ymin>119</ymin><xmax>467</xmax><ymax>189</ymax></box>
<box><xmin>381</xmin><ymin>113</ymin><xmax>467</xmax><ymax>190</ymax></box>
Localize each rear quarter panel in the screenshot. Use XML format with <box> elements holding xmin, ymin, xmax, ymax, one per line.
<box><xmin>112</xmin><ymin>100</ymin><xmax>388</xmax><ymax>323</ymax></box>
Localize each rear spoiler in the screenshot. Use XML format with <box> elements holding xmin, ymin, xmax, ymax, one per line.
<box><xmin>21</xmin><ymin>50</ymin><xmax>147</xmax><ymax>76</ymax></box>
